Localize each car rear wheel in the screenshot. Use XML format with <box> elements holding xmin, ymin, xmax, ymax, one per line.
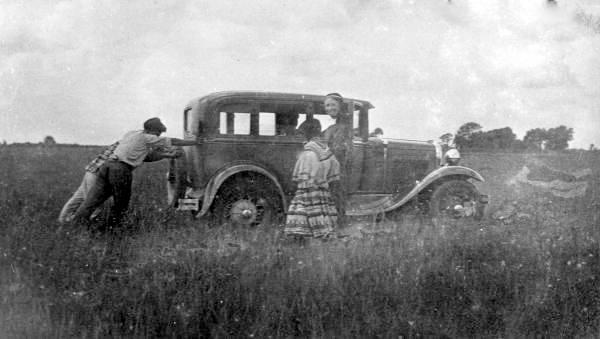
<box><xmin>429</xmin><ymin>179</ymin><xmax>485</xmax><ymax>228</ymax></box>
<box><xmin>212</xmin><ymin>173</ymin><xmax>284</xmax><ymax>227</ymax></box>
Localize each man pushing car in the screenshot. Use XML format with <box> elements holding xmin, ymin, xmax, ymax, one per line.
<box><xmin>72</xmin><ymin>118</ymin><xmax>196</xmax><ymax>232</ymax></box>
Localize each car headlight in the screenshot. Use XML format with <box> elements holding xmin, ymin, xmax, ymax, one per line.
<box><xmin>444</xmin><ymin>148</ymin><xmax>460</xmax><ymax>166</ymax></box>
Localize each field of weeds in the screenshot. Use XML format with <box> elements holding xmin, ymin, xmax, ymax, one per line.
<box><xmin>1</xmin><ymin>145</ymin><xmax>599</xmax><ymax>338</ymax></box>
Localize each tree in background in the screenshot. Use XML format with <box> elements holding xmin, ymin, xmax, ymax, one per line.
<box><xmin>446</xmin><ymin>123</ymin><xmax>573</xmax><ymax>152</ymax></box>
<box><xmin>439</xmin><ymin>133</ymin><xmax>454</xmax><ymax>147</ymax></box>
<box><xmin>574</xmin><ymin>8</ymin><xmax>600</xmax><ymax>34</ymax></box>
<box><xmin>43</xmin><ymin>135</ymin><xmax>56</xmax><ymax>145</ymax></box>
<box><xmin>523</xmin><ymin>126</ymin><xmax>573</xmax><ymax>151</ymax></box>
<box><xmin>523</xmin><ymin>128</ymin><xmax>548</xmax><ymax>150</ymax></box>
<box><xmin>455</xmin><ymin>122</ymin><xmax>482</xmax><ymax>149</ymax></box>
<box><xmin>479</xmin><ymin>127</ymin><xmax>516</xmax><ymax>150</ymax></box>
<box><xmin>545</xmin><ymin>125</ymin><xmax>573</xmax><ymax>151</ymax></box>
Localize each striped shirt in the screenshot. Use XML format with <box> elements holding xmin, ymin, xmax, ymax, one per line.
<box><xmin>84</xmin><ymin>142</ymin><xmax>119</xmax><ymax>173</ymax></box>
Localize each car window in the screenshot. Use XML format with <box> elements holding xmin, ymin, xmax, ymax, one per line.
<box><xmin>294</xmin><ymin>113</ymin><xmax>334</xmax><ymax>135</ymax></box>
<box><xmin>314</xmin><ymin>115</ymin><xmax>336</xmax><ymax>131</ymax></box>
<box><xmin>218</xmin><ymin>111</ymin><xmax>278</xmax><ymax>136</ymax></box>
<box><xmin>219</xmin><ymin>112</ymin><xmax>228</xmax><ymax>134</ymax></box>
<box><xmin>217</xmin><ymin>102</ymin><xmax>342</xmax><ymax>137</ymax></box>
<box><xmin>184</xmin><ymin>108</ymin><xmax>190</xmax><ymax>133</ymax></box>
<box><xmin>219</xmin><ymin>112</ymin><xmax>250</xmax><ymax>135</ymax></box>
<box><xmin>259</xmin><ymin>112</ymin><xmax>275</xmax><ymax>136</ymax></box>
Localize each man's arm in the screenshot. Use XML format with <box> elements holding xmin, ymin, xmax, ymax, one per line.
<box><xmin>170</xmin><ymin>138</ymin><xmax>198</xmax><ymax>146</ymax></box>
<box><xmin>144</xmin><ymin>147</ymin><xmax>184</xmax><ymax>162</ymax></box>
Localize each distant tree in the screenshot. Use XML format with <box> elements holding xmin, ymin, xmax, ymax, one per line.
<box><xmin>455</xmin><ymin>122</ymin><xmax>482</xmax><ymax>149</ymax></box>
<box><xmin>545</xmin><ymin>125</ymin><xmax>573</xmax><ymax>151</ymax></box>
<box><xmin>43</xmin><ymin>135</ymin><xmax>56</xmax><ymax>145</ymax></box>
<box><xmin>478</xmin><ymin>127</ymin><xmax>516</xmax><ymax>150</ymax></box>
<box><xmin>523</xmin><ymin>126</ymin><xmax>573</xmax><ymax>151</ymax></box>
<box><xmin>456</xmin><ymin>122</ymin><xmax>482</xmax><ymax>139</ymax></box>
<box><xmin>575</xmin><ymin>9</ymin><xmax>600</xmax><ymax>34</ymax></box>
<box><xmin>439</xmin><ymin>133</ymin><xmax>454</xmax><ymax>147</ymax></box>
<box><xmin>523</xmin><ymin>128</ymin><xmax>548</xmax><ymax>150</ymax></box>
<box><xmin>590</xmin><ymin>144</ymin><xmax>596</xmax><ymax>151</ymax></box>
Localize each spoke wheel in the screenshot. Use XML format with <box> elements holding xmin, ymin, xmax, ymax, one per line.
<box><xmin>429</xmin><ymin>180</ymin><xmax>484</xmax><ymax>229</ymax></box>
<box><xmin>213</xmin><ymin>174</ymin><xmax>283</xmax><ymax>227</ymax></box>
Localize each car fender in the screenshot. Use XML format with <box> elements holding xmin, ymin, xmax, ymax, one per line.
<box><xmin>419</xmin><ymin>165</ymin><xmax>484</xmax><ymax>186</ymax></box>
<box><xmin>347</xmin><ymin>166</ymin><xmax>484</xmax><ymax>215</ymax></box>
<box><xmin>197</xmin><ymin>161</ymin><xmax>286</xmax><ymax>217</ymax></box>
<box><xmin>385</xmin><ymin>165</ymin><xmax>484</xmax><ymax>212</ymax></box>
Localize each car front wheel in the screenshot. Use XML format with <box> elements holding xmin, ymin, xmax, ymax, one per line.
<box><xmin>429</xmin><ymin>179</ymin><xmax>486</xmax><ymax>228</ymax></box>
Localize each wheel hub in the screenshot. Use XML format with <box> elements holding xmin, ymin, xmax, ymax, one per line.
<box><xmin>229</xmin><ymin>199</ymin><xmax>258</xmax><ymax>225</ymax></box>
<box><xmin>446</xmin><ymin>200</ymin><xmax>476</xmax><ymax>218</ymax></box>
<box><xmin>445</xmin><ymin>201</ymin><xmax>477</xmax><ymax>219</ymax></box>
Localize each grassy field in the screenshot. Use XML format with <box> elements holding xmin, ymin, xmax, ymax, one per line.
<box><xmin>1</xmin><ymin>145</ymin><xmax>599</xmax><ymax>338</ymax></box>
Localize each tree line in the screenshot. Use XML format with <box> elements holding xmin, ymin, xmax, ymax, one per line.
<box><xmin>440</xmin><ymin>122</ymin><xmax>576</xmax><ymax>152</ymax></box>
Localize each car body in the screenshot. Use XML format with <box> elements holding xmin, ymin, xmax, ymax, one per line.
<box><xmin>167</xmin><ymin>91</ymin><xmax>488</xmax><ymax>226</ymax></box>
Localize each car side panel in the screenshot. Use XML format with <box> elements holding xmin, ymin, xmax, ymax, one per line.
<box><xmin>195</xmin><ymin>137</ymin><xmax>304</xmax><ymax>196</ymax></box>
<box><xmin>383</xmin><ymin>141</ymin><xmax>437</xmax><ymax>196</ymax></box>
<box><xmin>357</xmin><ymin>141</ymin><xmax>385</xmax><ymax>192</ymax></box>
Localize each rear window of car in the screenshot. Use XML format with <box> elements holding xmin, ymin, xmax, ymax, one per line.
<box><xmin>218</xmin><ymin>111</ymin><xmax>276</xmax><ymax>136</ymax></box>
<box><xmin>216</xmin><ymin>101</ymin><xmax>336</xmax><ymax>137</ymax></box>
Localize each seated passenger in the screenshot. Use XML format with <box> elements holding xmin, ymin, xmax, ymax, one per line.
<box><xmin>276</xmin><ymin>113</ymin><xmax>299</xmax><ymax>136</ymax></box>
<box><xmin>368</xmin><ymin>127</ymin><xmax>384</xmax><ymax>144</ymax></box>
<box><xmin>369</xmin><ymin>127</ymin><xmax>383</xmax><ymax>139</ymax></box>
<box><xmin>296</xmin><ymin>103</ymin><xmax>320</xmax><ymax>135</ymax></box>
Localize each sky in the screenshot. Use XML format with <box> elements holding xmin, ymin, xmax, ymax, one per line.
<box><xmin>1</xmin><ymin>0</ymin><xmax>599</xmax><ymax>149</ymax></box>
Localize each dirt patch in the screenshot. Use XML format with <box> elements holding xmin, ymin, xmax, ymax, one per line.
<box><xmin>507</xmin><ymin>165</ymin><xmax>589</xmax><ymax>199</ymax></box>
<box><xmin>490</xmin><ymin>158</ymin><xmax>594</xmax><ymax>223</ymax></box>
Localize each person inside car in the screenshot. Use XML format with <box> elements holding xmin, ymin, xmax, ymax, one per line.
<box><xmin>369</xmin><ymin>127</ymin><xmax>383</xmax><ymax>140</ymax></box>
<box><xmin>276</xmin><ymin>113</ymin><xmax>299</xmax><ymax>136</ymax></box>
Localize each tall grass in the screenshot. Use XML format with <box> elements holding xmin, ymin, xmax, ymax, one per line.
<box><xmin>1</xmin><ymin>145</ymin><xmax>599</xmax><ymax>337</ymax></box>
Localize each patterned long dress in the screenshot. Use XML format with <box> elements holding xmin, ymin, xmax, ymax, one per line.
<box><xmin>284</xmin><ymin>139</ymin><xmax>340</xmax><ymax>238</ymax></box>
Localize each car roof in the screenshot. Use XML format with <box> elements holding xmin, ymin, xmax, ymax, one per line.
<box><xmin>186</xmin><ymin>91</ymin><xmax>375</xmax><ymax>110</ymax></box>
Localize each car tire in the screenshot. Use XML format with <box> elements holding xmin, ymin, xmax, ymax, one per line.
<box><xmin>212</xmin><ymin>173</ymin><xmax>283</xmax><ymax>227</ymax></box>
<box><xmin>429</xmin><ymin>179</ymin><xmax>484</xmax><ymax>228</ymax></box>
<box><xmin>166</xmin><ymin>157</ymin><xmax>187</xmax><ymax>208</ymax></box>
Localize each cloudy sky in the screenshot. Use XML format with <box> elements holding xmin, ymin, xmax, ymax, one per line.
<box><xmin>1</xmin><ymin>0</ymin><xmax>599</xmax><ymax>148</ymax></box>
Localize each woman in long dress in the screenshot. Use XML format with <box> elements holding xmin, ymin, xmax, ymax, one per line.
<box><xmin>284</xmin><ymin>119</ymin><xmax>340</xmax><ymax>239</ymax></box>
<box><xmin>322</xmin><ymin>93</ymin><xmax>352</xmax><ymax>226</ymax></box>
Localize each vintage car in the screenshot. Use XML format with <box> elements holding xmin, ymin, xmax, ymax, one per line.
<box><xmin>167</xmin><ymin>91</ymin><xmax>488</xmax><ymax>227</ymax></box>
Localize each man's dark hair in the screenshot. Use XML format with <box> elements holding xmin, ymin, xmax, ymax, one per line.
<box><xmin>299</xmin><ymin>118</ymin><xmax>322</xmax><ymax>140</ymax></box>
<box><xmin>144</xmin><ymin>118</ymin><xmax>167</xmax><ymax>133</ymax></box>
